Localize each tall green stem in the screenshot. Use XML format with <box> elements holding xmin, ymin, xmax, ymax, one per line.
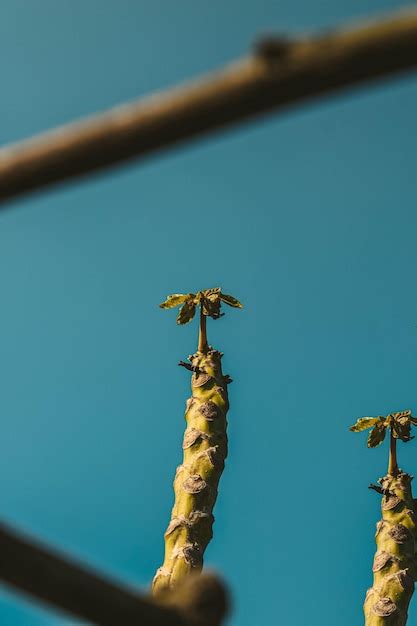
<box><xmin>198</xmin><ymin>309</ymin><xmax>208</xmax><ymax>353</ymax></box>
<box><xmin>388</xmin><ymin>430</ymin><xmax>399</xmax><ymax>477</ymax></box>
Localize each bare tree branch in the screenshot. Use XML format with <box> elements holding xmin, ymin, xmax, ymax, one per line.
<box><xmin>0</xmin><ymin>8</ymin><xmax>417</xmax><ymax>204</ymax></box>
<box><xmin>0</xmin><ymin>522</ymin><xmax>228</xmax><ymax>626</ymax></box>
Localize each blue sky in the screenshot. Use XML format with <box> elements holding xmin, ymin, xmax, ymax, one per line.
<box><xmin>1</xmin><ymin>1</ymin><xmax>417</xmax><ymax>624</ymax></box>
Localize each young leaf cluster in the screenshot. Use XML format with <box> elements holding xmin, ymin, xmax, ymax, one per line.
<box><xmin>159</xmin><ymin>288</ymin><xmax>242</xmax><ymax>325</ymax></box>
<box><xmin>350</xmin><ymin>410</ymin><xmax>417</xmax><ymax>448</ymax></box>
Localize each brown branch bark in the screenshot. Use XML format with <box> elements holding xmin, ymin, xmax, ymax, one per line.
<box><xmin>0</xmin><ymin>9</ymin><xmax>417</xmax><ymax>204</ymax></box>
<box><xmin>0</xmin><ymin>522</ymin><xmax>228</xmax><ymax>626</ymax></box>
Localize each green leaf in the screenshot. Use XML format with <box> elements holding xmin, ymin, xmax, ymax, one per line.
<box><xmin>202</xmin><ymin>296</ymin><xmax>222</xmax><ymax>319</ymax></box>
<box><xmin>349</xmin><ymin>417</ymin><xmax>381</xmax><ymax>432</ymax></box>
<box><xmin>220</xmin><ymin>292</ymin><xmax>243</xmax><ymax>308</ymax></box>
<box><xmin>392</xmin><ymin>413</ymin><xmax>413</xmax><ymax>442</ymax></box>
<box><xmin>390</xmin><ymin>410</ymin><xmax>411</xmax><ymax>420</ymax></box>
<box><xmin>177</xmin><ymin>300</ymin><xmax>196</xmax><ymax>325</ymax></box>
<box><xmin>160</xmin><ymin>293</ymin><xmax>194</xmax><ymax>309</ymax></box>
<box><xmin>204</xmin><ymin>287</ymin><xmax>221</xmax><ymax>302</ymax></box>
<box><xmin>367</xmin><ymin>422</ymin><xmax>387</xmax><ymax>448</ymax></box>
<box><xmin>393</xmin><ymin>421</ymin><xmax>413</xmax><ymax>442</ymax></box>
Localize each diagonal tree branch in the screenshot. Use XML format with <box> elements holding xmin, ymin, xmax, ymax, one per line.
<box><xmin>0</xmin><ymin>8</ymin><xmax>417</xmax><ymax>204</ymax></box>
<box><xmin>0</xmin><ymin>522</ymin><xmax>228</xmax><ymax>626</ymax></box>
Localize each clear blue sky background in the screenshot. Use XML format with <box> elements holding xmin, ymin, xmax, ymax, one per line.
<box><xmin>1</xmin><ymin>1</ymin><xmax>417</xmax><ymax>624</ymax></box>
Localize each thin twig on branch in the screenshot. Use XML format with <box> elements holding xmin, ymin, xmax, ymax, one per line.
<box><xmin>0</xmin><ymin>522</ymin><xmax>228</xmax><ymax>626</ymax></box>
<box><xmin>0</xmin><ymin>8</ymin><xmax>417</xmax><ymax>203</ymax></box>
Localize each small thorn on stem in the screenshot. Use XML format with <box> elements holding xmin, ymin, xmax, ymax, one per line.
<box><xmin>369</xmin><ymin>483</ymin><xmax>395</xmax><ymax>497</ymax></box>
<box><xmin>178</xmin><ymin>361</ymin><xmax>202</xmax><ymax>374</ymax></box>
<box><xmin>369</xmin><ymin>483</ymin><xmax>384</xmax><ymax>495</ymax></box>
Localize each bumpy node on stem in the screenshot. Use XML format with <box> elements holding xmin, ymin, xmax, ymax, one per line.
<box><xmin>364</xmin><ymin>472</ymin><xmax>417</xmax><ymax>625</ymax></box>
<box><xmin>152</xmin><ymin>348</ymin><xmax>230</xmax><ymax>595</ymax></box>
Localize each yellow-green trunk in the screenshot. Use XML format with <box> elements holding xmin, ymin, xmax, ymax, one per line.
<box><xmin>364</xmin><ymin>472</ymin><xmax>417</xmax><ymax>625</ymax></box>
<box><xmin>152</xmin><ymin>348</ymin><xmax>230</xmax><ymax>595</ymax></box>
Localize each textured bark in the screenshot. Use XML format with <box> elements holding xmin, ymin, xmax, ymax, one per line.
<box><xmin>153</xmin><ymin>348</ymin><xmax>230</xmax><ymax>595</ymax></box>
<box><xmin>364</xmin><ymin>472</ymin><xmax>417</xmax><ymax>625</ymax></box>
